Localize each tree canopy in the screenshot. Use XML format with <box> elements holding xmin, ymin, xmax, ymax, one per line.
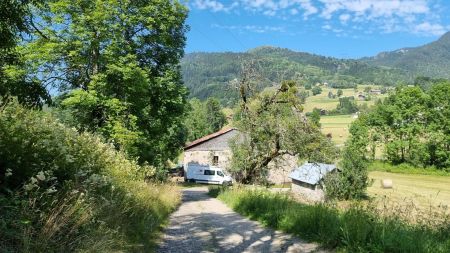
<box><xmin>184</xmin><ymin>97</ymin><xmax>227</xmax><ymax>142</ymax></box>
<box><xmin>353</xmin><ymin>82</ymin><xmax>450</xmax><ymax>169</ymax></box>
<box><xmin>4</xmin><ymin>0</ymin><xmax>190</xmax><ymax>166</ymax></box>
<box><xmin>229</xmin><ymin>76</ymin><xmax>337</xmax><ymax>183</ymax></box>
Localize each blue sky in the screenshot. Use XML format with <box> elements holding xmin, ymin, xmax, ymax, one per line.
<box><xmin>185</xmin><ymin>0</ymin><xmax>450</xmax><ymax>58</ymax></box>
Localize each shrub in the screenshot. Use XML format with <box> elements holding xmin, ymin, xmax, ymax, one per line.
<box><xmin>0</xmin><ymin>101</ymin><xmax>180</xmax><ymax>252</ymax></box>
<box><xmin>324</xmin><ymin>118</ymin><xmax>370</xmax><ymax>200</ymax></box>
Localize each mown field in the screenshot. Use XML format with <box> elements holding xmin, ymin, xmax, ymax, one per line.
<box><xmin>319</xmin><ymin>115</ymin><xmax>355</xmax><ymax>145</ymax></box>
<box><xmin>368</xmin><ymin>171</ymin><xmax>450</xmax><ymax>213</ymax></box>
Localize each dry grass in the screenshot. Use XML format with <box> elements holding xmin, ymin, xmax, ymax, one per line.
<box><xmin>368</xmin><ymin>171</ymin><xmax>450</xmax><ymax>214</ymax></box>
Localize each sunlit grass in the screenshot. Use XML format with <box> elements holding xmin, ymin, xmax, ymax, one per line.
<box><xmin>211</xmin><ymin>186</ymin><xmax>450</xmax><ymax>252</ymax></box>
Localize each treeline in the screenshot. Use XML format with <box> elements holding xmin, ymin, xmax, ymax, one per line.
<box><xmin>354</xmin><ymin>81</ymin><xmax>450</xmax><ymax>169</ymax></box>
<box><xmin>184</xmin><ymin>98</ymin><xmax>227</xmax><ymax>142</ymax></box>
<box><xmin>181</xmin><ymin>47</ymin><xmax>408</xmax><ymax>105</ymax></box>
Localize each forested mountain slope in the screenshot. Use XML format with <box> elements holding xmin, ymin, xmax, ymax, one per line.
<box><xmin>181</xmin><ymin>47</ymin><xmax>406</xmax><ymax>105</ymax></box>
<box><xmin>182</xmin><ymin>33</ymin><xmax>450</xmax><ymax>105</ymax></box>
<box><xmin>362</xmin><ymin>32</ymin><xmax>450</xmax><ymax>78</ymax></box>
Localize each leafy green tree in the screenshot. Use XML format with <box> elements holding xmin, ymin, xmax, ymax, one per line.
<box><xmin>184</xmin><ymin>98</ymin><xmax>227</xmax><ymax>142</ymax></box>
<box><xmin>337</xmin><ymin>89</ymin><xmax>343</xmax><ymax>97</ymax></box>
<box><xmin>298</xmin><ymin>90</ymin><xmax>309</xmax><ymax>103</ymax></box>
<box><xmin>309</xmin><ymin>108</ymin><xmax>321</xmax><ymax>127</ymax></box>
<box><xmin>324</xmin><ymin>117</ymin><xmax>370</xmax><ymax>200</ymax></box>
<box><xmin>206</xmin><ymin>97</ymin><xmax>227</xmax><ymax>132</ymax></box>
<box><xmin>312</xmin><ymin>86</ymin><xmax>322</xmax><ymax>95</ymax></box>
<box><xmin>230</xmin><ymin>79</ymin><xmax>337</xmax><ymax>184</ymax></box>
<box><xmin>304</xmin><ymin>83</ymin><xmax>312</xmax><ymax>90</ymax></box>
<box><xmin>357</xmin><ymin>83</ymin><xmax>449</xmax><ymax>169</ymax></box>
<box><xmin>336</xmin><ymin>96</ymin><xmax>358</xmax><ymax>114</ymax></box>
<box><xmin>26</xmin><ymin>0</ymin><xmax>189</xmax><ymax>165</ymax></box>
<box><xmin>0</xmin><ymin>0</ymin><xmax>49</xmax><ymax>108</ymax></box>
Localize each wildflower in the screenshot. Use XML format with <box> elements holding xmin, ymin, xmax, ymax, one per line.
<box><xmin>46</xmin><ymin>187</ymin><xmax>57</xmax><ymax>194</ymax></box>
<box><xmin>36</xmin><ymin>171</ymin><xmax>46</xmax><ymax>181</ymax></box>
<box><xmin>5</xmin><ymin>168</ymin><xmax>12</xmax><ymax>177</ymax></box>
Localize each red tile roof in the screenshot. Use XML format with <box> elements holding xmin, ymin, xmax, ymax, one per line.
<box><xmin>184</xmin><ymin>127</ymin><xmax>236</xmax><ymax>150</ymax></box>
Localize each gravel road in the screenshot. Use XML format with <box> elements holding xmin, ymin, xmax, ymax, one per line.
<box><xmin>157</xmin><ymin>187</ymin><xmax>325</xmax><ymax>253</ymax></box>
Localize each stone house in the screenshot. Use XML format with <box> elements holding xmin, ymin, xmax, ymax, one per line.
<box><xmin>183</xmin><ymin>128</ymin><xmax>295</xmax><ymax>184</ymax></box>
<box><xmin>289</xmin><ymin>163</ymin><xmax>337</xmax><ymax>202</ymax></box>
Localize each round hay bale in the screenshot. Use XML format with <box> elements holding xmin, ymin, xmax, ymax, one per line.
<box><xmin>381</xmin><ymin>179</ymin><xmax>393</xmax><ymax>189</ymax></box>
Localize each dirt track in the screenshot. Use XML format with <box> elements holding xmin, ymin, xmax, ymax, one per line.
<box><xmin>157</xmin><ymin>187</ymin><xmax>325</xmax><ymax>253</ymax></box>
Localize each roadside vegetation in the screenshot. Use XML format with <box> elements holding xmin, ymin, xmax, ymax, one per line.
<box><xmin>210</xmin><ymin>186</ymin><xmax>450</xmax><ymax>253</ymax></box>
<box><xmin>1</xmin><ymin>0</ymin><xmax>188</xmax><ymax>252</ymax></box>
<box><xmin>0</xmin><ymin>101</ymin><xmax>181</xmax><ymax>252</ymax></box>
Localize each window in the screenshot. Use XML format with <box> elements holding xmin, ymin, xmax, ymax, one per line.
<box><xmin>212</xmin><ymin>156</ymin><xmax>219</xmax><ymax>165</ymax></box>
<box><xmin>204</xmin><ymin>170</ymin><xmax>215</xmax><ymax>175</ymax></box>
<box><xmin>217</xmin><ymin>171</ymin><xmax>224</xmax><ymax>177</ymax></box>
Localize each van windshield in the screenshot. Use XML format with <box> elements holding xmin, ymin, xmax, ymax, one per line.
<box><xmin>217</xmin><ymin>171</ymin><xmax>224</xmax><ymax>177</ymax></box>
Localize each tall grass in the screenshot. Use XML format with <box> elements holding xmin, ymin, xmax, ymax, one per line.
<box><xmin>212</xmin><ymin>186</ymin><xmax>450</xmax><ymax>253</ymax></box>
<box><xmin>0</xmin><ymin>101</ymin><xmax>181</xmax><ymax>252</ymax></box>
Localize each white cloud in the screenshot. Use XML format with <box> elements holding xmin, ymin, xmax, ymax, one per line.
<box><xmin>318</xmin><ymin>0</ymin><xmax>430</xmax><ymax>19</ymax></box>
<box><xmin>193</xmin><ymin>0</ymin><xmax>225</xmax><ymax>12</ymax></box>
<box><xmin>413</xmin><ymin>22</ymin><xmax>447</xmax><ymax>36</ymax></box>
<box><xmin>193</xmin><ymin>0</ymin><xmax>448</xmax><ymax>36</ymax></box>
<box><xmin>212</xmin><ymin>24</ymin><xmax>285</xmax><ymax>33</ymax></box>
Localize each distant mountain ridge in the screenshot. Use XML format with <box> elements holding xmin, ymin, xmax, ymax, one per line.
<box><xmin>362</xmin><ymin>31</ymin><xmax>450</xmax><ymax>78</ymax></box>
<box><xmin>182</xmin><ymin>32</ymin><xmax>450</xmax><ymax>105</ymax></box>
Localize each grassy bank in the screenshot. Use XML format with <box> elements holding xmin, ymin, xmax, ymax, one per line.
<box><xmin>0</xmin><ymin>102</ymin><xmax>181</xmax><ymax>252</ymax></box>
<box><xmin>210</xmin><ymin>187</ymin><xmax>450</xmax><ymax>253</ymax></box>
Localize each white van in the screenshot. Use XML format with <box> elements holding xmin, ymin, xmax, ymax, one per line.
<box><xmin>185</xmin><ymin>164</ymin><xmax>233</xmax><ymax>185</ymax></box>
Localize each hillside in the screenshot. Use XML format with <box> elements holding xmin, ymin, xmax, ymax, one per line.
<box><xmin>363</xmin><ymin>32</ymin><xmax>450</xmax><ymax>78</ymax></box>
<box><xmin>182</xmin><ymin>33</ymin><xmax>450</xmax><ymax>105</ymax></box>
<box><xmin>181</xmin><ymin>47</ymin><xmax>407</xmax><ymax>105</ymax></box>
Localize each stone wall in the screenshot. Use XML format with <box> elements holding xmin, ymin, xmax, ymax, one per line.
<box><xmin>267</xmin><ymin>154</ymin><xmax>297</xmax><ymax>185</ymax></box>
<box><xmin>291</xmin><ymin>179</ymin><xmax>325</xmax><ymax>203</ymax></box>
<box><xmin>183</xmin><ymin>150</ymin><xmax>232</xmax><ymax>172</ymax></box>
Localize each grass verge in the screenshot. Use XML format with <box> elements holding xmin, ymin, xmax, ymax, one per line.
<box><xmin>211</xmin><ymin>186</ymin><xmax>450</xmax><ymax>253</ymax></box>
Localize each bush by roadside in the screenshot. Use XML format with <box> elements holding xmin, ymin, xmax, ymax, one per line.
<box><xmin>211</xmin><ymin>186</ymin><xmax>450</xmax><ymax>253</ymax></box>
<box><xmin>0</xmin><ymin>101</ymin><xmax>181</xmax><ymax>252</ymax></box>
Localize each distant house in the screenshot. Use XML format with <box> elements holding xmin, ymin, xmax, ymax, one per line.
<box><xmin>357</xmin><ymin>93</ymin><xmax>366</xmax><ymax>101</ymax></box>
<box><xmin>289</xmin><ymin>163</ymin><xmax>337</xmax><ymax>202</ymax></box>
<box><xmin>183</xmin><ymin>128</ymin><xmax>295</xmax><ymax>184</ymax></box>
